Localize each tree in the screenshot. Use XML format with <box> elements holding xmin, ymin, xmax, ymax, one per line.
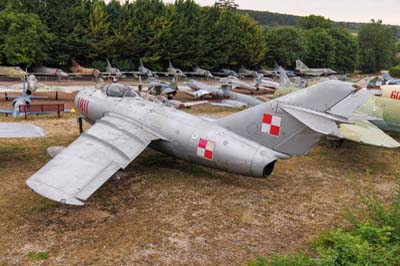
<box><xmin>330</xmin><ymin>28</ymin><xmax>359</xmax><ymax>73</ymax></box>
<box><xmin>0</xmin><ymin>8</ymin><xmax>53</xmax><ymax>66</ymax></box>
<box><xmin>303</xmin><ymin>28</ymin><xmax>336</xmax><ymax>68</ymax></box>
<box><xmin>215</xmin><ymin>0</ymin><xmax>238</xmax><ymax>10</ymax></box>
<box><xmin>264</xmin><ymin>27</ymin><xmax>306</xmax><ymax>68</ymax></box>
<box><xmin>299</xmin><ymin>15</ymin><xmax>332</xmax><ymax>30</ymax></box>
<box><xmin>358</xmin><ymin>21</ymin><xmax>397</xmax><ymax>73</ymax></box>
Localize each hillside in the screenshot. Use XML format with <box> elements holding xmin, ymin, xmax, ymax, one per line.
<box><xmin>240</xmin><ymin>9</ymin><xmax>400</xmax><ymax>36</ymax></box>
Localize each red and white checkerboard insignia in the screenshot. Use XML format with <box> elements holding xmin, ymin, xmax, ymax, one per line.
<box><xmin>197</xmin><ymin>138</ymin><xmax>215</xmax><ymax>160</ymax></box>
<box><xmin>261</xmin><ymin>114</ymin><xmax>281</xmax><ymax>136</ymax></box>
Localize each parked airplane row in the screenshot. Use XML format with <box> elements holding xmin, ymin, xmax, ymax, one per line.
<box><xmin>0</xmin><ymin>59</ymin><xmax>338</xmax><ymax>80</ymax></box>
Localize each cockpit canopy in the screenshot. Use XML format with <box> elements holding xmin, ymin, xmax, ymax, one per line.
<box><xmin>102</xmin><ymin>83</ymin><xmax>139</xmax><ymax>98</ymax></box>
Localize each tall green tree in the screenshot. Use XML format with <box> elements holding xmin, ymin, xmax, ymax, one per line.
<box><xmin>0</xmin><ymin>8</ymin><xmax>53</xmax><ymax>66</ymax></box>
<box><xmin>264</xmin><ymin>27</ymin><xmax>306</xmax><ymax>68</ymax></box>
<box><xmin>303</xmin><ymin>28</ymin><xmax>336</xmax><ymax>68</ymax></box>
<box><xmin>299</xmin><ymin>15</ymin><xmax>332</xmax><ymax>30</ymax></box>
<box><xmin>358</xmin><ymin>21</ymin><xmax>397</xmax><ymax>73</ymax></box>
<box><xmin>330</xmin><ymin>28</ymin><xmax>359</xmax><ymax>73</ymax></box>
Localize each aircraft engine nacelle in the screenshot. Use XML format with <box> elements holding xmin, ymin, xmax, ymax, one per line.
<box><xmin>249</xmin><ymin>147</ymin><xmax>278</xmax><ymax>177</ymax></box>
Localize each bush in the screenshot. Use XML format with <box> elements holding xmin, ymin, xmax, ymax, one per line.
<box><xmin>389</xmin><ymin>66</ymin><xmax>400</xmax><ymax>78</ymax></box>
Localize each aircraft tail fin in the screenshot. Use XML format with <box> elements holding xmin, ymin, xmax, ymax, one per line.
<box><xmin>218</xmin><ymin>81</ymin><xmax>367</xmax><ymax>156</ymax></box>
<box><xmin>278</xmin><ymin>66</ymin><xmax>293</xmax><ymax>89</ymax></box>
<box><xmin>169</xmin><ymin>61</ymin><xmax>173</xmax><ymax>68</ymax></box>
<box><xmin>296</xmin><ymin>60</ymin><xmax>309</xmax><ymax>71</ymax></box>
<box><xmin>71</xmin><ymin>59</ymin><xmax>80</xmax><ymax>67</ymax></box>
<box><xmin>139</xmin><ymin>59</ymin><xmax>144</xmax><ymax>67</ymax></box>
<box><xmin>106</xmin><ymin>59</ymin><xmax>111</xmax><ymax>67</ymax></box>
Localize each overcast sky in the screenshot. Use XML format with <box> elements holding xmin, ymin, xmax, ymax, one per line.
<box><xmin>163</xmin><ymin>0</ymin><xmax>399</xmax><ymax>25</ymax></box>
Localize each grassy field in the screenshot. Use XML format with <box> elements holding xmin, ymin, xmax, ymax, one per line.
<box><xmin>0</xmin><ymin>100</ymin><xmax>399</xmax><ymax>265</ymax></box>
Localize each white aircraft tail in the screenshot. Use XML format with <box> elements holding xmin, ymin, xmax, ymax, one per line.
<box><xmin>278</xmin><ymin>66</ymin><xmax>293</xmax><ymax>89</ymax></box>
<box><xmin>218</xmin><ymin>81</ymin><xmax>368</xmax><ymax>156</ymax></box>
<box><xmin>296</xmin><ymin>60</ymin><xmax>309</xmax><ymax>71</ymax></box>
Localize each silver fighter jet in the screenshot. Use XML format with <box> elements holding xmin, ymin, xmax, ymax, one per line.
<box><xmin>31</xmin><ymin>65</ymin><xmax>68</xmax><ymax>78</ymax></box>
<box><xmin>184</xmin><ymin>79</ymin><xmax>262</xmax><ymax>107</ymax></box>
<box><xmin>27</xmin><ymin>81</ymin><xmax>370</xmax><ymax>205</ymax></box>
<box><xmin>295</xmin><ymin>60</ymin><xmax>336</xmax><ymax>77</ymax></box>
<box><xmin>185</xmin><ymin>66</ymin><xmax>213</xmax><ymax>79</ymax></box>
<box><xmin>105</xmin><ymin>59</ymin><xmax>123</xmax><ymax>78</ymax></box>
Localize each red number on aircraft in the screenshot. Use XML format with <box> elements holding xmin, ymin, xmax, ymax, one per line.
<box><xmin>390</xmin><ymin>91</ymin><xmax>400</xmax><ymax>100</ymax></box>
<box><xmin>78</xmin><ymin>98</ymin><xmax>89</xmax><ymax>114</ymax></box>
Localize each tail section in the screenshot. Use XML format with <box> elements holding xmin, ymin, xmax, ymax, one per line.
<box><xmin>169</xmin><ymin>61</ymin><xmax>173</xmax><ymax>68</ymax></box>
<box><xmin>218</xmin><ymin>81</ymin><xmax>367</xmax><ymax>156</ymax></box>
<box><xmin>278</xmin><ymin>66</ymin><xmax>293</xmax><ymax>89</ymax></box>
<box><xmin>139</xmin><ymin>59</ymin><xmax>144</xmax><ymax>68</ymax></box>
<box><xmin>71</xmin><ymin>59</ymin><xmax>80</xmax><ymax>67</ymax></box>
<box><xmin>296</xmin><ymin>60</ymin><xmax>309</xmax><ymax>71</ymax></box>
<box><xmin>106</xmin><ymin>59</ymin><xmax>112</xmax><ymax>68</ymax></box>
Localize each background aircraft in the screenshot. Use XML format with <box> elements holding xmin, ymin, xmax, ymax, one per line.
<box><xmin>295</xmin><ymin>60</ymin><xmax>336</xmax><ymax>77</ymax></box>
<box><xmin>70</xmin><ymin>59</ymin><xmax>100</xmax><ymax>78</ymax></box>
<box><xmin>31</xmin><ymin>65</ymin><xmax>68</xmax><ymax>78</ymax></box>
<box><xmin>0</xmin><ymin>66</ymin><xmax>27</xmax><ymax>78</ymax></box>
<box><xmin>382</xmin><ymin>72</ymin><xmax>400</xmax><ymax>85</ymax></box>
<box><xmin>185</xmin><ymin>66</ymin><xmax>213</xmax><ymax>79</ymax></box>
<box><xmin>213</xmin><ymin>68</ymin><xmax>240</xmax><ymax>78</ymax></box>
<box><xmin>238</xmin><ymin>66</ymin><xmax>258</xmax><ymax>78</ymax></box>
<box><xmin>105</xmin><ymin>59</ymin><xmax>123</xmax><ymax>78</ymax></box>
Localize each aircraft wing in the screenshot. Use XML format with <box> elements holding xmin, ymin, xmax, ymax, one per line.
<box><xmin>210</xmin><ymin>100</ymin><xmax>248</xmax><ymax>108</ymax></box>
<box><xmin>0</xmin><ymin>122</ymin><xmax>45</xmax><ymax>138</ymax></box>
<box><xmin>339</xmin><ymin>120</ymin><xmax>400</xmax><ymax>148</ymax></box>
<box><xmin>26</xmin><ymin>113</ymin><xmax>162</xmax><ymax>205</ymax></box>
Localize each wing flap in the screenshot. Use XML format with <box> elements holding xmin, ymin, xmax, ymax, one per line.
<box><xmin>26</xmin><ymin>114</ymin><xmax>159</xmax><ymax>205</ymax></box>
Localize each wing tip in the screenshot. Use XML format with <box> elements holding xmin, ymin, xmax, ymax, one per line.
<box><xmin>26</xmin><ymin>179</ymin><xmax>84</xmax><ymax>206</ymax></box>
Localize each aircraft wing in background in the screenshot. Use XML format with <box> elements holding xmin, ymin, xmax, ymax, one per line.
<box><xmin>0</xmin><ymin>123</ymin><xmax>45</xmax><ymax>138</ymax></box>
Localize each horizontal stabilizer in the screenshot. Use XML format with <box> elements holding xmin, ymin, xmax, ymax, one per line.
<box><xmin>281</xmin><ymin>105</ymin><xmax>342</xmax><ymax>137</ymax></box>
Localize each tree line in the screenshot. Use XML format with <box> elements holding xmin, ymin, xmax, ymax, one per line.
<box><xmin>0</xmin><ymin>0</ymin><xmax>398</xmax><ymax>73</ymax></box>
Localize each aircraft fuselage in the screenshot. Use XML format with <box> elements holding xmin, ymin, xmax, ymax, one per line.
<box><xmin>75</xmin><ymin>89</ymin><xmax>284</xmax><ymax>177</ymax></box>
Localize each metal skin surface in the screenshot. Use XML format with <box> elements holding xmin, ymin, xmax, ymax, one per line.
<box><xmin>26</xmin><ymin>81</ymin><xmax>368</xmax><ymax>205</ymax></box>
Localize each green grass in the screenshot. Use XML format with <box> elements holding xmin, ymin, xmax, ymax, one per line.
<box><xmin>26</xmin><ymin>251</ymin><xmax>49</xmax><ymax>260</ymax></box>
